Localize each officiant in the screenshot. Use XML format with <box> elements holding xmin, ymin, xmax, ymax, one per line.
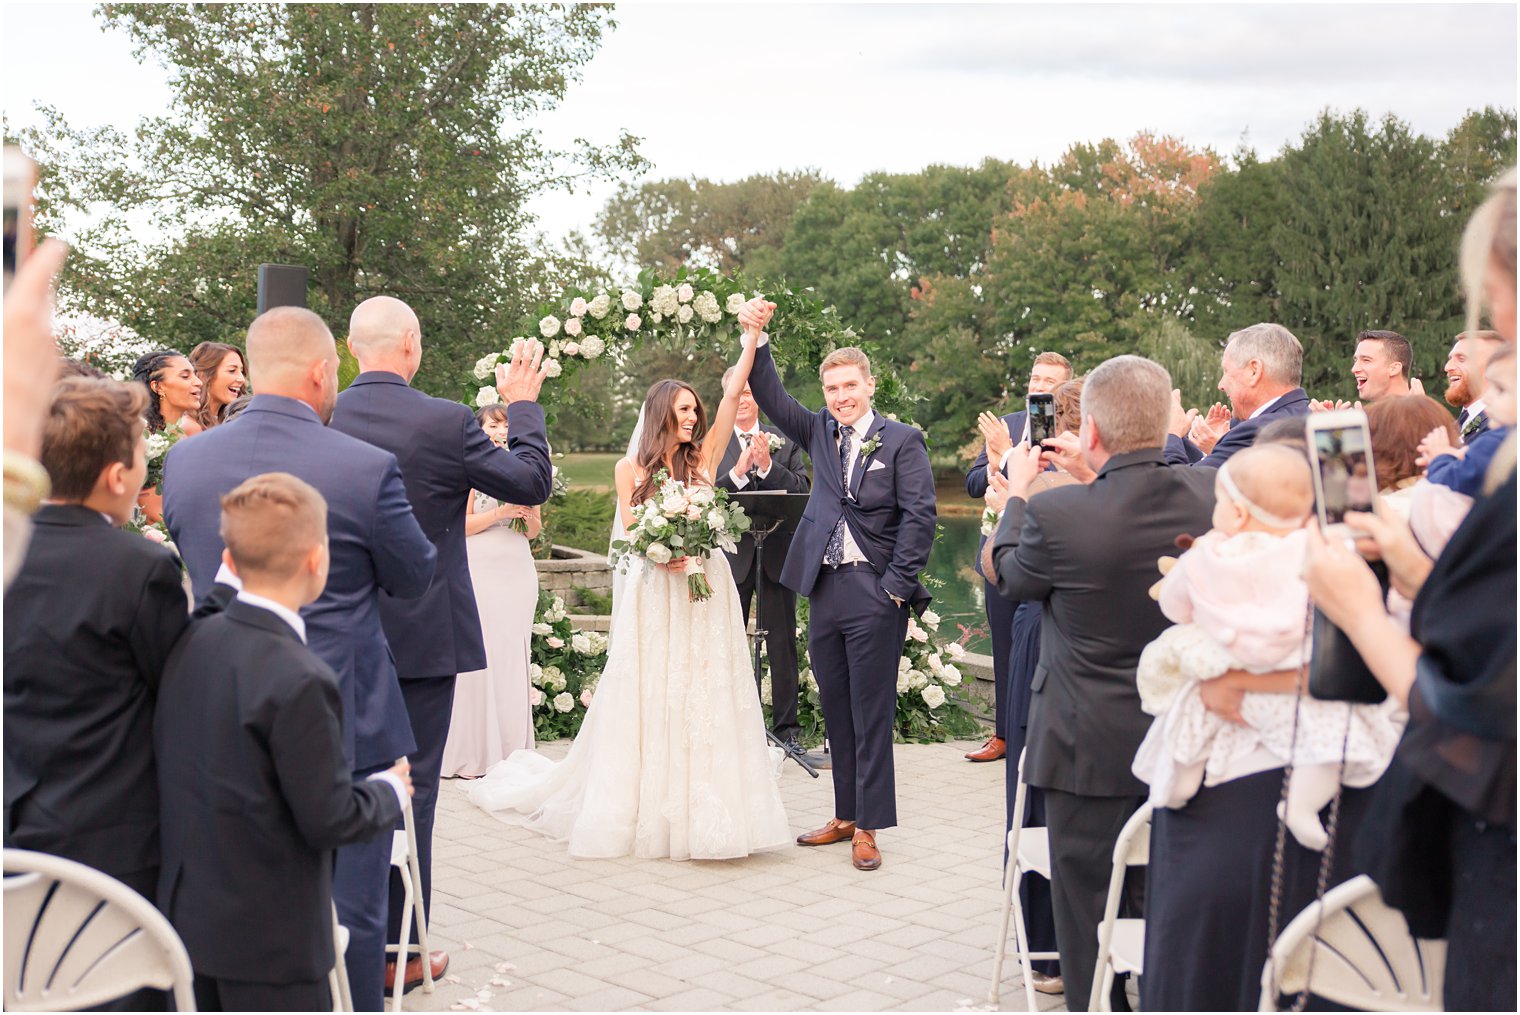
<box><xmin>716</xmin><ymin>367</ymin><xmax>812</xmax><ymax>748</ymax></box>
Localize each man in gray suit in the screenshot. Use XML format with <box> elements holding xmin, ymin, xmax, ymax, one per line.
<box><xmin>989</xmin><ymin>355</ymin><xmax>1215</xmax><ymax>1011</ymax></box>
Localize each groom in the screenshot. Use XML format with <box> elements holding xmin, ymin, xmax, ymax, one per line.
<box><xmin>739</xmin><ymin>298</ymin><xmax>937</xmax><ymax>871</ymax></box>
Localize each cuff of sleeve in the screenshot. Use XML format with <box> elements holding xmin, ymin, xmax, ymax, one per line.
<box><xmin>367</xmin><ymin>770</ymin><xmax>410</xmax><ymax>812</ymax></box>
<box><xmin>756</xmin><ymin>464</ymin><xmax>772</xmax><ymax>479</ymax></box>
<box><xmin>729</xmin><ymin>469</ymin><xmax>750</xmax><ymax>489</ymax></box>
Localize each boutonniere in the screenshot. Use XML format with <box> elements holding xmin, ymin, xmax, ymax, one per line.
<box><xmin>765</xmin><ymin>432</ymin><xmax>786</xmax><ymax>452</ymax></box>
<box><xmin>1461</xmin><ymin>415</ymin><xmax>1483</xmax><ymax>438</ymax></box>
<box><xmin>858</xmin><ymin>433</ymin><xmax>883</xmax><ymax>459</ymax></box>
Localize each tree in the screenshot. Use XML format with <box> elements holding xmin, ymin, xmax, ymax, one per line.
<box><xmin>24</xmin><ymin>3</ymin><xmax>645</xmax><ymax>396</ymax></box>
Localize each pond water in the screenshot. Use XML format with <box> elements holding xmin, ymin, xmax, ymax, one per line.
<box><xmin>924</xmin><ymin>512</ymin><xmax>993</xmax><ymax>657</ymax></box>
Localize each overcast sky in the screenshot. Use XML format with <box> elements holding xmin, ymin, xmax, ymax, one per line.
<box><xmin>3</xmin><ymin>2</ymin><xmax>1515</xmax><ymax>251</ymax></box>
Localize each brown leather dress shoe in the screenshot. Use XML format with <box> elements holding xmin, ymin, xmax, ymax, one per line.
<box><xmin>851</xmin><ymin>830</ymin><xmax>881</xmax><ymax>871</ymax></box>
<box><xmin>964</xmin><ymin>736</ymin><xmax>1006</xmax><ymax>762</ymax></box>
<box><xmin>796</xmin><ymin>818</ymin><xmax>856</xmax><ymax>846</ymax></box>
<box><xmin>384</xmin><ymin>949</ymin><xmax>449</xmax><ymax>994</ymax></box>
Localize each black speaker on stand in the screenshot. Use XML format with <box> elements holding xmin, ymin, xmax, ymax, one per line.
<box><xmin>256</xmin><ymin>264</ymin><xmax>309</xmax><ymax>314</ymax></box>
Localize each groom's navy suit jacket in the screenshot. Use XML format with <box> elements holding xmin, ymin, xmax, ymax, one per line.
<box><xmin>1164</xmin><ymin>387</ymin><xmax>1311</xmax><ymax>469</ymax></box>
<box><xmin>162</xmin><ymin>394</ymin><xmax>437</xmax><ymax>771</ymax></box>
<box><xmin>331</xmin><ymin>372</ymin><xmax>553</xmax><ymax>680</ymax></box>
<box><xmin>748</xmin><ymin>342</ymin><xmax>937</xmax><ymax>609</ymax></box>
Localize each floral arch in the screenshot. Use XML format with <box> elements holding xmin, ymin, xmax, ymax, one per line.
<box><xmin>469</xmin><ymin>266</ymin><xmax>981</xmax><ymax>745</ymax></box>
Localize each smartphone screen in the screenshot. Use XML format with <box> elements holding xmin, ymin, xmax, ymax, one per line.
<box><xmin>1312</xmin><ymin>423</ymin><xmax>1376</xmax><ymax>527</ymax></box>
<box><xmin>1028</xmin><ymin>393</ymin><xmax>1057</xmax><ymax>445</ymax></box>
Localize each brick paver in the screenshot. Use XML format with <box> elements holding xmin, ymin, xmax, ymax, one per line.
<box><xmin>401</xmin><ymin>740</ymin><xmax>1065</xmax><ymax>1012</ymax></box>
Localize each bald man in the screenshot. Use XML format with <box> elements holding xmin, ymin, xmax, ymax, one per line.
<box><xmin>330</xmin><ymin>296</ymin><xmax>552</xmax><ymax>996</ymax></box>
<box><xmin>162</xmin><ymin>306</ymin><xmax>439</xmax><ymax>1011</ymax></box>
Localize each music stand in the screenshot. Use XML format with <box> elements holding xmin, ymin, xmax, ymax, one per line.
<box><xmin>729</xmin><ymin>490</ymin><xmax>817</xmax><ymax>778</ymax></box>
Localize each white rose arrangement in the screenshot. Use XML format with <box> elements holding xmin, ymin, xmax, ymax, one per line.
<box><xmin>610</xmin><ymin>470</ymin><xmax>751</xmax><ymax>602</ymax></box>
<box><xmin>569</xmin><ymin>296</ymin><xmax>589</xmax><ymax>318</ymax></box>
<box><xmin>475</xmin><ymin>386</ymin><xmax>500</xmax><ymax>408</ymax></box>
<box><xmin>539</xmin><ymin>315</ymin><xmax>560</xmax><ymax>338</ymax></box>
<box><xmin>563</xmin><ymin>317</ymin><xmax>583</xmax><ymax>337</ymax></box>
<box><xmin>621</xmin><ymin>290</ymin><xmax>643</xmax><ymax>311</ymax></box>
<box><xmin>587</xmin><ymin>293</ymin><xmax>611</xmax><ymax>319</ymax></box>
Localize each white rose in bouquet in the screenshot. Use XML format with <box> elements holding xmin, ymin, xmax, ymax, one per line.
<box><xmin>705</xmin><ymin>509</ymin><xmax>727</xmax><ymax>532</ymax></box>
<box><xmin>646</xmin><ymin>543</ymin><xmax>673</xmax><ymax>564</ymax></box>
<box><xmin>940</xmin><ymin>664</ymin><xmax>962</xmax><ymax>687</ymax></box>
<box><xmin>661</xmin><ymin>492</ymin><xmax>689</xmax><ymax>515</ymax></box>
<box><xmin>676</xmin><ymin>283</ymin><xmax>694</xmax><ymax>303</ymax></box>
<box><xmin>685</xmin><ymin>504</ymin><xmax>702</xmax><ymax>521</ymax></box>
<box><xmin>476</xmin><ymin>386</ymin><xmax>500</xmax><ymax>408</ymax></box>
<box><xmin>920</xmin><ymin>609</ymin><xmax>941</xmax><ymax>631</ymax></box>
<box><xmin>693</xmin><ymin>290</ymin><xmax>721</xmax><ymax>323</ymax></box>
<box><xmin>725</xmin><ymin>292</ymin><xmax>746</xmax><ymax>315</ymax></box>
<box><xmin>569</xmin><ymin>296</ymin><xmax>589</xmax><ymax>317</ymax></box>
<box><xmin>921</xmin><ymin>684</ymin><xmax>947</xmax><ymax>709</ymax></box>
<box><xmin>531</xmin><ymin>622</ymin><xmax>552</xmax><ymax>636</ymax></box>
<box><xmin>553</xmin><ymin>692</ymin><xmax>575</xmax><ymax>714</ymax></box>
<box><xmin>676</xmin><ymin>304</ymin><xmax>694</xmax><ymax>324</ymax></box>
<box><xmin>540</xmin><ymin>315</ymin><xmax>560</xmax><ymax>338</ymax></box>
<box><xmin>621</xmin><ymin>290</ymin><xmax>643</xmax><ymax>311</ymax></box>
<box><xmin>562</xmin><ymin>342</ymin><xmax>580</xmax><ymax>357</ymax></box>
<box><xmin>543</xmin><ymin>358</ymin><xmax>563</xmax><ymax>378</ymax></box>
<box><xmin>688</xmin><ymin>486</ymin><xmax>715</xmax><ymax>506</ymax></box>
<box><xmin>563</xmin><ymin>317</ymin><xmax>583</xmax><ymax>337</ymax></box>
<box><xmin>580</xmin><ymin>336</ymin><xmax>605</xmax><ymax>358</ymax></box>
<box><xmin>571</xmin><ymin>632</ymin><xmax>592</xmax><ymax>654</ymax></box>
<box><xmin>588</xmin><ymin>293</ymin><xmax>611</xmax><ymax>319</ymax></box>
<box><xmin>529</xmin><ymin>687</ymin><xmax>544</xmax><ymax>707</ymax></box>
<box><xmin>547</xmin><ymin>636</ymin><xmax>564</xmax><ymax>649</ymax></box>
<box><xmin>624</xmin><ymin>314</ymin><xmax>642</xmax><ymax>331</ymax></box>
<box><xmin>472</xmin><ymin>353</ymin><xmax>498</xmax><ymax>380</ymax></box>
<box><xmin>946</xmin><ymin>642</ymin><xmax>967</xmax><ymax>660</ymax></box>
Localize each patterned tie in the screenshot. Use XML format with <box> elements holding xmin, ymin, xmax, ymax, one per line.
<box><xmin>1457</xmin><ymin>407</ymin><xmax>1470</xmax><ymax>432</ymax></box>
<box><xmin>824</xmin><ymin>424</ymin><xmax>854</xmax><ymax>567</ymax></box>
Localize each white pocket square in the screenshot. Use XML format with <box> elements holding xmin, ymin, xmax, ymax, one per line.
<box><xmin>867</xmin><ymin>459</ymin><xmax>888</xmax><ymax>473</ymax></box>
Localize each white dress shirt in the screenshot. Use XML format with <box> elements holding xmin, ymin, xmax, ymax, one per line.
<box><xmin>235</xmin><ymin>588</ymin><xmax>307</xmax><ymax>643</ymax></box>
<box><xmin>835</xmin><ymin>410</ymin><xmax>875</xmax><ymax>566</ymax></box>
<box><xmin>728</xmin><ymin>424</ymin><xmax>773</xmax><ymax>489</ymax></box>
<box><xmin>1249</xmin><ymin>392</ymin><xmax>1286</xmax><ymax>420</ymax></box>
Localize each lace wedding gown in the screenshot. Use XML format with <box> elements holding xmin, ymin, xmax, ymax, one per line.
<box><xmin>468</xmin><ymin>514</ymin><xmax>792</xmax><ymax>860</ymax></box>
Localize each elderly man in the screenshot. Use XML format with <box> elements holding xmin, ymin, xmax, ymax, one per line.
<box><xmin>989</xmin><ymin>355</ymin><xmax>1216</xmax><ymax>1010</ymax></box>
<box><xmin>1166</xmin><ymin>323</ymin><xmax>1311</xmax><ymax>468</ymax></box>
<box><xmin>963</xmin><ymin>351</ymin><xmax>1073</xmax><ymax>763</ymax></box>
<box><xmin>1443</xmin><ymin>330</ymin><xmax>1507</xmax><ymax>442</ymax></box>
<box><xmin>1352</xmin><ymin>329</ymin><xmax>1416</xmax><ymax>403</ymax></box>
<box><xmin>162</xmin><ymin>307</ymin><xmax>439</xmax><ymax>1012</ymax></box>
<box><xmin>330</xmin><ymin>296</ymin><xmax>552</xmax><ymax>999</ymax></box>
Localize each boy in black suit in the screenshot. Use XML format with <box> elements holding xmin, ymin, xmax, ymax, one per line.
<box><xmin>155</xmin><ymin>473</ymin><xmax>413</xmax><ymax>1012</ymax></box>
<box><xmin>4</xmin><ymin>378</ymin><xmax>188</xmax><ymax>902</ymax></box>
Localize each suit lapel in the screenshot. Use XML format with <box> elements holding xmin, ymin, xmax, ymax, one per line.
<box><xmin>848</xmin><ymin>416</ymin><xmax>889</xmax><ymax>500</ymax></box>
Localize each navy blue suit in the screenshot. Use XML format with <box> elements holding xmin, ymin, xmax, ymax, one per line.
<box><xmin>749</xmin><ymin>342</ymin><xmax>937</xmax><ymax>829</ymax></box>
<box><xmin>965</xmin><ymin>410</ymin><xmax>1027</xmax><ymax>740</ymax></box>
<box><xmin>1164</xmin><ymin>388</ymin><xmax>1310</xmax><ymax>468</ymax></box>
<box><xmin>330</xmin><ymin>371</ymin><xmax>552</xmax><ymax>960</ymax></box>
<box><xmin>161</xmin><ymin>393</ymin><xmax>436</xmax><ymax>1010</ymax></box>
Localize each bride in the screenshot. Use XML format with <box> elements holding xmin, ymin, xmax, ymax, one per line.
<box><xmin>468</xmin><ymin>327</ymin><xmax>792</xmax><ymax>860</ymax></box>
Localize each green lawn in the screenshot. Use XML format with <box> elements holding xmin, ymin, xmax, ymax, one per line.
<box><xmin>556</xmin><ymin>452</ymin><xmax>621</xmax><ymax>490</ymax></box>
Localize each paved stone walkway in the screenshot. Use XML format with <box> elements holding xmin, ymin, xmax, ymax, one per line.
<box><xmin>402</xmin><ymin>739</ymin><xmax>1067</xmax><ymax>1013</ymax></box>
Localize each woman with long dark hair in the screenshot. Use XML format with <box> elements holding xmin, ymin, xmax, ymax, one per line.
<box><xmin>131</xmin><ymin>349</ymin><xmax>203</xmax><ymax>434</ymax></box>
<box><xmin>469</xmin><ymin>327</ymin><xmax>792</xmax><ymax>860</ymax></box>
<box><xmin>187</xmin><ymin>341</ymin><xmax>247</xmax><ymax>430</ymax></box>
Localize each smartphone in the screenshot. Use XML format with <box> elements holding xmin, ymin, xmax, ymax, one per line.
<box><xmin>1028</xmin><ymin>392</ymin><xmax>1057</xmax><ymax>446</ymax></box>
<box><xmin>1307</xmin><ymin>409</ymin><xmax>1379</xmax><ymax>540</ymax></box>
<box><xmin>4</xmin><ymin>146</ymin><xmax>37</xmax><ymax>294</ymax></box>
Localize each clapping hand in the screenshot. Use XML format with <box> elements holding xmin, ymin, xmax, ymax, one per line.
<box><xmin>977</xmin><ymin>411</ymin><xmax>1013</xmax><ymax>462</ymax></box>
<box><xmin>1309</xmin><ymin>398</ymin><xmax>1357</xmax><ymax>413</ymax></box>
<box><xmin>1168</xmin><ymin>388</ymin><xmax>1199</xmax><ymax>439</ymax></box>
<box><xmin>985</xmin><ymin>467</ymin><xmax>1012</xmax><ymax>514</ymax></box>
<box><xmin>733</xmin><ymin>437</ymin><xmax>757</xmax><ymax>477</ymax></box>
<box><xmin>751</xmin><ymin>432</ymin><xmax>772</xmax><ymax>473</ymax></box>
<box><xmin>495</xmin><ymin>340</ymin><xmax>548</xmax><ymax>405</ymax></box>
<box><xmin>1004</xmin><ymin>442</ymin><xmax>1045</xmax><ymax>500</ymax></box>
<box><xmin>1415</xmin><ymin>425</ymin><xmax>1460</xmax><ymax>468</ymax></box>
<box><xmin>1189</xmin><ymin>402</ymin><xmax>1231</xmax><ymax>453</ymax></box>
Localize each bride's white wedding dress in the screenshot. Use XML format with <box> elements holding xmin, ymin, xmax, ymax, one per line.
<box><xmin>468</xmin><ymin>504</ymin><xmax>792</xmax><ymax>860</ymax></box>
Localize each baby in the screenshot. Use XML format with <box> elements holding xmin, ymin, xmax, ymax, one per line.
<box><xmin>1133</xmin><ymin>444</ymin><xmax>1403</xmax><ymax>850</ymax></box>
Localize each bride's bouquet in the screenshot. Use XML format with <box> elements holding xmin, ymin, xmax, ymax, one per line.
<box><xmin>610</xmin><ymin>470</ymin><xmax>751</xmax><ymax>602</ymax></box>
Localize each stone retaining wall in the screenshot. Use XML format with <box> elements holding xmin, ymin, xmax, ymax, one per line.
<box><xmin>534</xmin><ymin>544</ymin><xmax>612</xmax><ymax>609</ymax></box>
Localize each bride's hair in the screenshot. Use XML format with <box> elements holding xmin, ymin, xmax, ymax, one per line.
<box><xmin>632</xmin><ymin>379</ymin><xmax>708</xmax><ymax>505</ymax></box>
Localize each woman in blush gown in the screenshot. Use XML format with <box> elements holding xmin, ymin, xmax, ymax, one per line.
<box><xmin>469</xmin><ymin>328</ymin><xmax>791</xmax><ymax>860</ymax></box>
<box><xmin>442</xmin><ymin>404</ymin><xmax>541</xmax><ymax>778</ymax></box>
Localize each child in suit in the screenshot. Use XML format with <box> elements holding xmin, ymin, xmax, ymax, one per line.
<box><xmin>4</xmin><ymin>378</ymin><xmax>188</xmax><ymax>902</ymax></box>
<box><xmin>155</xmin><ymin>473</ymin><xmax>413</xmax><ymax>1012</ymax></box>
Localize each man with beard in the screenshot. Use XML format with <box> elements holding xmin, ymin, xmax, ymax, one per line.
<box><xmin>1443</xmin><ymin>330</ymin><xmax>1507</xmax><ymax>443</ymax></box>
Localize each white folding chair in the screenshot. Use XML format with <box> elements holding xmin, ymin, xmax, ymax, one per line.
<box><xmin>384</xmin><ymin>804</ymin><xmax>433</xmax><ymax>1010</ymax></box>
<box><xmin>329</xmin><ymin>902</ymin><xmax>354</xmax><ymax>1012</ymax></box>
<box><xmin>3</xmin><ymin>848</ymin><xmax>197</xmax><ymax>1012</ymax></box>
<box><xmin>1258</xmin><ymin>874</ymin><xmax>1445</xmax><ymax>1012</ymax></box>
<box><xmin>1089</xmin><ymin>803</ymin><xmax>1151</xmax><ymax>1013</ymax></box>
<box><xmin>987</xmin><ymin>748</ymin><xmax>1060</xmax><ymax>1010</ymax></box>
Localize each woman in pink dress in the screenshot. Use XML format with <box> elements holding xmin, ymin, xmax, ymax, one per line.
<box><xmin>442</xmin><ymin>404</ymin><xmax>541</xmax><ymax>777</ymax></box>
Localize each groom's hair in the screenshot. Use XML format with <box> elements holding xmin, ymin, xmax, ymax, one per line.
<box><xmin>819</xmin><ymin>347</ymin><xmax>872</xmax><ymax>381</ymax></box>
<box><xmin>220</xmin><ymin>472</ymin><xmax>328</xmax><ymax>583</ymax></box>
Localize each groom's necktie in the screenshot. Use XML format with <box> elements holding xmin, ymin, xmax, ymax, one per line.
<box><xmin>1458</xmin><ymin>407</ymin><xmax>1470</xmax><ymax>431</ymax></box>
<box><xmin>824</xmin><ymin>424</ymin><xmax>855</xmax><ymax>567</ymax></box>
